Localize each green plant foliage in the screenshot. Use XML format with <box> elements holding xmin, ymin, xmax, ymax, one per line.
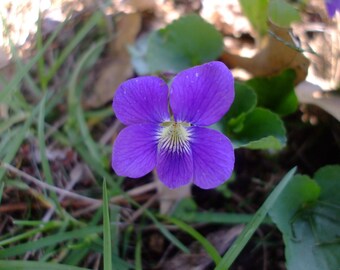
<box><xmin>222</xmin><ymin>82</ymin><xmax>286</xmax><ymax>150</ymax></box>
<box><xmin>314</xmin><ymin>165</ymin><xmax>340</xmax><ymax>204</ymax></box>
<box><xmin>166</xmin><ymin>217</ymin><xmax>222</xmax><ymax>265</ymax></box>
<box><xmin>269</xmin><ymin>175</ymin><xmax>320</xmax><ymax>237</ymax></box>
<box><xmin>239</xmin><ymin>0</ymin><xmax>269</xmax><ymax>36</ymax></box>
<box><xmin>224</xmin><ymin>83</ymin><xmax>257</xmax><ymax>128</ymax></box>
<box><xmin>269</xmin><ymin>165</ymin><xmax>340</xmax><ymax>270</ymax></box>
<box><xmin>216</xmin><ymin>167</ymin><xmax>297</xmax><ymax>269</ymax></box>
<box><xmin>246</xmin><ymin>69</ymin><xmax>298</xmax><ymax>116</ymax></box>
<box><xmin>146</xmin><ymin>14</ymin><xmax>223</xmax><ymax>73</ymax></box>
<box><xmin>128</xmin><ymin>34</ymin><xmax>150</xmax><ymax>75</ymax></box>
<box><xmin>268</xmin><ymin>0</ymin><xmax>301</xmax><ymax>28</ymax></box>
<box><xmin>0</xmin><ymin>260</ymin><xmax>90</xmax><ymax>270</ymax></box>
<box><xmin>226</xmin><ymin>107</ymin><xmax>286</xmax><ymax>150</ymax></box>
<box><xmin>102</xmin><ymin>181</ymin><xmax>112</xmax><ymax>270</ymax></box>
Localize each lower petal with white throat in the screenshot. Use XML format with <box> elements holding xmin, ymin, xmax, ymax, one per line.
<box><xmin>156</xmin><ymin>121</ymin><xmax>193</xmax><ymax>189</ymax></box>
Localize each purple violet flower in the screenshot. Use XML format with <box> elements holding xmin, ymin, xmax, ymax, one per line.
<box><xmin>111</xmin><ymin>61</ymin><xmax>235</xmax><ymax>189</ymax></box>
<box><xmin>326</xmin><ymin>0</ymin><xmax>340</xmax><ymax>17</ymax></box>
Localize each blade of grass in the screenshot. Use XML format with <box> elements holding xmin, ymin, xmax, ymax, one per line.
<box><xmin>109</xmin><ymin>205</ymin><xmax>121</xmax><ymax>260</ymax></box>
<box><xmin>13</xmin><ymin>220</ymin><xmax>60</xmax><ymax>226</ymax></box>
<box><xmin>148</xmin><ymin>211</ymin><xmax>189</xmax><ymax>253</ymax></box>
<box><xmin>66</xmin><ymin>131</ymin><xmax>121</xmax><ymax>191</ymax></box>
<box><xmin>0</xmin><ymin>222</ymin><xmax>61</xmax><ymax>246</ymax></box>
<box><xmin>7</xmin><ymin>91</ymin><xmax>32</xmax><ymax>112</ymax></box>
<box><xmin>63</xmin><ymin>208</ymin><xmax>103</xmax><ymax>266</ymax></box>
<box><xmin>127</xmin><ymin>198</ymin><xmax>189</xmax><ymax>254</ymax></box>
<box><xmin>67</xmin><ymin>40</ymin><xmax>106</xmax><ymax>164</ymax></box>
<box><xmin>1</xmin><ymin>16</ymin><xmax>41</xmax><ymax>98</ymax></box>
<box><xmin>166</xmin><ymin>216</ymin><xmax>221</xmax><ymax>265</ymax></box>
<box><xmin>215</xmin><ymin>167</ymin><xmax>297</xmax><ymax>270</ymax></box>
<box><xmin>0</xmin><ymin>226</ymin><xmax>102</xmax><ymax>258</ymax></box>
<box><xmin>0</xmin><ymin>112</ymin><xmax>28</xmax><ymax>134</ymax></box>
<box><xmin>84</xmin><ymin>107</ymin><xmax>114</xmax><ymax>120</ymax></box>
<box><xmin>1</xmin><ymin>162</ymin><xmax>100</xmax><ymax>205</ymax></box>
<box><xmin>0</xmin><ymin>182</ymin><xmax>3</xmax><ymax>203</ymax></box>
<box><xmin>0</xmin><ymin>14</ymin><xmax>69</xmax><ymax>102</ymax></box>
<box><xmin>38</xmin><ymin>95</ymin><xmax>62</xmax><ymax>213</ymax></box>
<box><xmin>135</xmin><ymin>230</ymin><xmax>142</xmax><ymax>270</ymax></box>
<box><xmin>0</xmin><ymin>109</ymin><xmax>38</xmax><ymax>183</ymax></box>
<box><xmin>41</xmin><ymin>220</ymin><xmax>71</xmax><ymax>262</ymax></box>
<box><xmin>36</xmin><ymin>13</ymin><xmax>47</xmax><ymax>91</ymax></box>
<box><xmin>121</xmin><ymin>225</ymin><xmax>133</xmax><ymax>258</ymax></box>
<box><xmin>180</xmin><ymin>212</ymin><xmax>272</xmax><ymax>225</ymax></box>
<box><xmin>103</xmin><ymin>180</ymin><xmax>113</xmax><ymax>270</ymax></box>
<box><xmin>0</xmin><ymin>128</ymin><xmax>13</xmax><ymax>151</ymax></box>
<box><xmin>45</xmin><ymin>11</ymin><xmax>103</xmax><ymax>84</ymax></box>
<box><xmin>0</xmin><ymin>260</ymin><xmax>90</xmax><ymax>270</ymax></box>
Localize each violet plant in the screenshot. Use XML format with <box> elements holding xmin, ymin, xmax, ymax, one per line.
<box><xmin>325</xmin><ymin>0</ymin><xmax>340</xmax><ymax>17</ymax></box>
<box><xmin>111</xmin><ymin>61</ymin><xmax>235</xmax><ymax>189</ymax></box>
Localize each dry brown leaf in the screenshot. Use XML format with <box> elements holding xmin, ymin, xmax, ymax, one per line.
<box><xmin>222</xmin><ymin>23</ymin><xmax>310</xmax><ymax>84</ymax></box>
<box><xmin>292</xmin><ymin>12</ymin><xmax>340</xmax><ymax>90</ymax></box>
<box><xmin>119</xmin><ymin>0</ymin><xmax>156</xmax><ymax>12</ymax></box>
<box><xmin>83</xmin><ymin>56</ymin><xmax>133</xmax><ymax>109</ymax></box>
<box><xmin>82</xmin><ymin>13</ymin><xmax>141</xmax><ymax>109</ymax></box>
<box><xmin>296</xmin><ymin>81</ymin><xmax>340</xmax><ymax>121</ymax></box>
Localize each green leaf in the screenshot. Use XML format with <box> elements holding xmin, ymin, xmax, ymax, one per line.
<box><xmin>129</xmin><ymin>34</ymin><xmax>150</xmax><ymax>75</ymax></box>
<box><xmin>224</xmin><ymin>83</ymin><xmax>257</xmax><ymax>132</ymax></box>
<box><xmin>239</xmin><ymin>0</ymin><xmax>269</xmax><ymax>36</ymax></box>
<box><xmin>215</xmin><ymin>167</ymin><xmax>297</xmax><ymax>270</ymax></box>
<box><xmin>229</xmin><ymin>108</ymin><xmax>286</xmax><ymax>150</ymax></box>
<box><xmin>0</xmin><ymin>260</ymin><xmax>90</xmax><ymax>270</ymax></box>
<box><xmin>314</xmin><ymin>165</ymin><xmax>340</xmax><ymax>204</ymax></box>
<box><xmin>166</xmin><ymin>217</ymin><xmax>222</xmax><ymax>265</ymax></box>
<box><xmin>38</xmin><ymin>95</ymin><xmax>61</xmax><ymax>213</ymax></box>
<box><xmin>246</xmin><ymin>69</ymin><xmax>298</xmax><ymax>116</ymax></box>
<box><xmin>0</xmin><ymin>226</ymin><xmax>102</xmax><ymax>258</ymax></box>
<box><xmin>269</xmin><ymin>175</ymin><xmax>320</xmax><ymax>236</ymax></box>
<box><xmin>171</xmin><ymin>198</ymin><xmax>198</xmax><ymax>221</ymax></box>
<box><xmin>146</xmin><ymin>14</ymin><xmax>223</xmax><ymax>73</ymax></box>
<box><xmin>269</xmin><ymin>166</ymin><xmax>340</xmax><ymax>270</ymax></box>
<box><xmin>268</xmin><ymin>0</ymin><xmax>301</xmax><ymax>28</ymax></box>
<box><xmin>0</xmin><ymin>182</ymin><xmax>3</xmax><ymax>203</ymax></box>
<box><xmin>134</xmin><ymin>230</ymin><xmax>142</xmax><ymax>270</ymax></box>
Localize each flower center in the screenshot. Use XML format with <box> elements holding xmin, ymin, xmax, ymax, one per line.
<box><xmin>158</xmin><ymin>121</ymin><xmax>191</xmax><ymax>153</ymax></box>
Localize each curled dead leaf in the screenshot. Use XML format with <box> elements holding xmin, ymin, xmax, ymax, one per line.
<box><xmin>222</xmin><ymin>23</ymin><xmax>310</xmax><ymax>84</ymax></box>
<box><xmin>82</xmin><ymin>13</ymin><xmax>141</xmax><ymax>109</ymax></box>
<box><xmin>296</xmin><ymin>81</ymin><xmax>340</xmax><ymax>121</ymax></box>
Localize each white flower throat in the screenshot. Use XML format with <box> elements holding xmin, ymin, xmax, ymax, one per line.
<box><xmin>158</xmin><ymin>121</ymin><xmax>191</xmax><ymax>153</ymax></box>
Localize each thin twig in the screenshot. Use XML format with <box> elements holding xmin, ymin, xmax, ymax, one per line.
<box><xmin>42</xmin><ymin>164</ymin><xmax>84</xmax><ymax>222</ymax></box>
<box><xmin>73</xmin><ymin>182</ymin><xmax>158</xmax><ymax>217</ymax></box>
<box><xmin>45</xmin><ymin>115</ymin><xmax>67</xmax><ymax>140</ymax></box>
<box><xmin>127</xmin><ymin>194</ymin><xmax>159</xmax><ymax>224</ymax></box>
<box><xmin>110</xmin><ymin>182</ymin><xmax>158</xmax><ymax>203</ymax></box>
<box><xmin>72</xmin><ymin>202</ymin><xmax>102</xmax><ymax>217</ymax></box>
<box><xmin>1</xmin><ymin>162</ymin><xmax>100</xmax><ymax>204</ymax></box>
<box><xmin>99</xmin><ymin>120</ymin><xmax>122</xmax><ymax>145</ymax></box>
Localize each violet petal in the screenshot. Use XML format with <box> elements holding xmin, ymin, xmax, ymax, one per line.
<box><xmin>326</xmin><ymin>0</ymin><xmax>340</xmax><ymax>17</ymax></box>
<box><xmin>156</xmin><ymin>147</ymin><xmax>193</xmax><ymax>189</ymax></box>
<box><xmin>189</xmin><ymin>126</ymin><xmax>234</xmax><ymax>189</ymax></box>
<box><xmin>113</xmin><ymin>76</ymin><xmax>170</xmax><ymax>125</ymax></box>
<box><xmin>170</xmin><ymin>61</ymin><xmax>234</xmax><ymax>126</ymax></box>
<box><xmin>112</xmin><ymin>124</ymin><xmax>159</xmax><ymax>178</ymax></box>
